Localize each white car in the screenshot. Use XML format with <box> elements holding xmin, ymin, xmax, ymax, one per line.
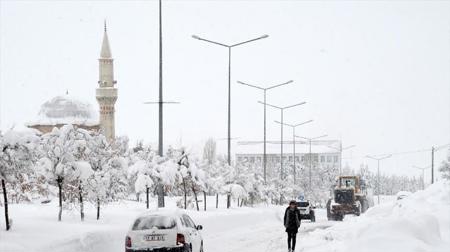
<box><xmin>296</xmin><ymin>200</ymin><xmax>316</xmax><ymax>222</ymax></box>
<box><xmin>125</xmin><ymin>210</ymin><xmax>204</xmax><ymax>252</ymax></box>
<box><xmin>396</xmin><ymin>191</ymin><xmax>412</xmax><ymax>201</ymax></box>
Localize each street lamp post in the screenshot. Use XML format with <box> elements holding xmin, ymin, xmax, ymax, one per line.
<box><xmin>258</xmin><ymin>101</ymin><xmax>306</xmax><ymax>179</ymax></box>
<box><xmin>274</xmin><ymin>120</ymin><xmax>313</xmax><ymax>184</ymax></box>
<box><xmin>366</xmin><ymin>154</ymin><xmax>392</xmax><ymax>205</ymax></box>
<box><xmin>192</xmin><ymin>34</ymin><xmax>269</xmax><ymax>166</ymax></box>
<box><xmin>413</xmin><ymin>165</ymin><xmax>430</xmax><ymax>190</ymax></box>
<box><xmin>295</xmin><ymin>135</ymin><xmax>328</xmax><ymax>189</ymax></box>
<box><xmin>237</xmin><ymin>80</ymin><xmax>293</xmax><ymax>182</ymax></box>
<box><xmin>328</xmin><ymin>143</ymin><xmax>356</xmax><ymax>176</ymax></box>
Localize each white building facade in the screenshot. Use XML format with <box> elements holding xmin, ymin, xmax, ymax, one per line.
<box><xmin>235</xmin><ymin>141</ymin><xmax>341</xmax><ymax>171</ymax></box>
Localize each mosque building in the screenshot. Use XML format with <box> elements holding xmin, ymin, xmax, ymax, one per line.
<box><xmin>27</xmin><ymin>23</ymin><xmax>118</xmax><ymax>141</ymax></box>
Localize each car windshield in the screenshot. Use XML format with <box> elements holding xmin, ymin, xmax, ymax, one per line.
<box><xmin>132</xmin><ymin>216</ymin><xmax>177</xmax><ymax>230</ymax></box>
<box><xmin>340</xmin><ymin>178</ymin><xmax>356</xmax><ymax>188</ymax></box>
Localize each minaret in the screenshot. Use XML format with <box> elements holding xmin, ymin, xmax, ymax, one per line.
<box><xmin>96</xmin><ymin>22</ymin><xmax>117</xmax><ymax>141</ymax></box>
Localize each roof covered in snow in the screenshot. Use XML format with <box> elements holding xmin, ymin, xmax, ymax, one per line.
<box><xmin>27</xmin><ymin>95</ymin><xmax>99</xmax><ymax>127</ymax></box>
<box><xmin>236</xmin><ymin>140</ymin><xmax>341</xmax><ymax>155</ymax></box>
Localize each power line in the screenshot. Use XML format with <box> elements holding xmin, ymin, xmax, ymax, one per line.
<box><xmin>342</xmin><ymin>143</ymin><xmax>450</xmax><ymax>160</ymax></box>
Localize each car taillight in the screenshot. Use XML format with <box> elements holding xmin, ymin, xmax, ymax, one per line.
<box><xmin>177</xmin><ymin>233</ymin><xmax>185</xmax><ymax>245</ymax></box>
<box><xmin>125</xmin><ymin>236</ymin><xmax>132</xmax><ymax>247</ymax></box>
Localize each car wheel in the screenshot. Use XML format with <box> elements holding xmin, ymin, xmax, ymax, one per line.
<box><xmin>310</xmin><ymin>212</ymin><xmax>316</xmax><ymax>222</ymax></box>
<box><xmin>183</xmin><ymin>243</ymin><xmax>192</xmax><ymax>252</ymax></box>
<box><xmin>355</xmin><ymin>201</ymin><xmax>361</xmax><ymax>216</ymax></box>
<box><xmin>326</xmin><ymin>199</ymin><xmax>333</xmax><ymax>221</ymax></box>
<box><xmin>361</xmin><ymin>199</ymin><xmax>369</xmax><ymax>213</ymax></box>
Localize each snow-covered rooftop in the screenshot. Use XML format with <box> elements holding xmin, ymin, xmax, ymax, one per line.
<box><xmin>27</xmin><ymin>95</ymin><xmax>99</xmax><ymax>127</ymax></box>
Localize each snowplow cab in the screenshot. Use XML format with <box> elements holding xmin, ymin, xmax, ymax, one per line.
<box><xmin>327</xmin><ymin>175</ymin><xmax>371</xmax><ymax>221</ymax></box>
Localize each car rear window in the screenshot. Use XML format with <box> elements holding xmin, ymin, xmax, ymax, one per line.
<box><xmin>132</xmin><ymin>216</ymin><xmax>177</xmax><ymax>230</ymax></box>
<box><xmin>297</xmin><ymin>202</ymin><xmax>309</xmax><ymax>207</ymax></box>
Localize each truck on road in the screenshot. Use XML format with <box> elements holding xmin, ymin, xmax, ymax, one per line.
<box><xmin>326</xmin><ymin>175</ymin><xmax>373</xmax><ymax>221</ymax></box>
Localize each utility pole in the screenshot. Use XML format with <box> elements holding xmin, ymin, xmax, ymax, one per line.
<box><xmin>366</xmin><ymin>154</ymin><xmax>392</xmax><ymax>205</ymax></box>
<box><xmin>192</xmin><ymin>34</ymin><xmax>269</xmax><ymax>166</ymax></box>
<box><xmin>296</xmin><ymin>135</ymin><xmax>328</xmax><ymax>190</ymax></box>
<box><xmin>431</xmin><ymin>146</ymin><xmax>435</xmax><ymax>184</ymax></box>
<box><xmin>159</xmin><ymin>0</ymin><xmax>163</xmax><ymax>158</ymax></box>
<box><xmin>274</xmin><ymin>120</ymin><xmax>313</xmax><ymax>184</ymax></box>
<box><xmin>237</xmin><ymin>80</ymin><xmax>293</xmax><ymax>183</ymax></box>
<box><xmin>157</xmin><ymin>0</ymin><xmax>164</xmax><ymax>208</ymax></box>
<box><xmin>143</xmin><ymin>0</ymin><xmax>180</xmax><ymax>208</ymax></box>
<box><xmin>413</xmin><ymin>165</ymin><xmax>430</xmax><ymax>190</ymax></box>
<box><xmin>258</xmin><ymin>101</ymin><xmax>306</xmax><ymax>179</ymax></box>
<box><xmin>328</xmin><ymin>143</ymin><xmax>356</xmax><ymax>176</ymax></box>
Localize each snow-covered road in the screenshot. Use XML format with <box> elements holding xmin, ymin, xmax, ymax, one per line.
<box><xmin>0</xmin><ymin>200</ymin><xmax>335</xmax><ymax>252</ymax></box>
<box><xmin>2</xmin><ymin>182</ymin><xmax>448</xmax><ymax>252</ymax></box>
<box><xmin>197</xmin><ymin>207</ymin><xmax>333</xmax><ymax>252</ymax></box>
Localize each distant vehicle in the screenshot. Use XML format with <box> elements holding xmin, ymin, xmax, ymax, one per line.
<box><xmin>396</xmin><ymin>191</ymin><xmax>412</xmax><ymax>201</ymax></box>
<box><xmin>125</xmin><ymin>210</ymin><xmax>204</xmax><ymax>252</ymax></box>
<box><xmin>326</xmin><ymin>175</ymin><xmax>374</xmax><ymax>221</ymax></box>
<box><xmin>296</xmin><ymin>200</ymin><xmax>316</xmax><ymax>222</ymax></box>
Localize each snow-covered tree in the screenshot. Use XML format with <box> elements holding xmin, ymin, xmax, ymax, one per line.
<box><xmin>203</xmin><ymin>138</ymin><xmax>216</xmax><ymax>165</ymax></box>
<box><xmin>71</xmin><ymin>161</ymin><xmax>93</xmax><ymax>221</ymax></box>
<box><xmin>82</xmin><ymin>132</ymin><xmax>128</xmax><ymax>219</ymax></box>
<box><xmin>129</xmin><ymin>144</ymin><xmax>181</xmax><ymax>207</ymax></box>
<box><xmin>0</xmin><ymin>129</ymin><xmax>39</xmax><ymax>230</ymax></box>
<box><xmin>439</xmin><ymin>148</ymin><xmax>450</xmax><ymax>180</ymax></box>
<box><xmin>128</xmin><ymin>145</ymin><xmax>155</xmax><ymax>208</ymax></box>
<box><xmin>38</xmin><ymin>125</ymin><xmax>91</xmax><ymax>221</ymax></box>
<box><xmin>222</xmin><ymin>183</ymin><xmax>246</xmax><ymax>207</ymax></box>
<box><xmin>202</xmin><ymin>155</ymin><xmax>227</xmax><ymax>208</ymax></box>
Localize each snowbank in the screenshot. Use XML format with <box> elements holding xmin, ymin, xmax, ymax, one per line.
<box><xmin>302</xmin><ymin>180</ymin><xmax>450</xmax><ymax>252</ymax></box>
<box><xmin>1</xmin><ymin>182</ymin><xmax>448</xmax><ymax>252</ymax></box>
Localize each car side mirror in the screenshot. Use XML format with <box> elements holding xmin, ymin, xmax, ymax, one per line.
<box><xmin>196</xmin><ymin>225</ymin><xmax>203</xmax><ymax>230</ymax></box>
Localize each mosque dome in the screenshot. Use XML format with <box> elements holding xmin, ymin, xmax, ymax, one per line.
<box><xmin>28</xmin><ymin>95</ymin><xmax>99</xmax><ymax>127</ymax></box>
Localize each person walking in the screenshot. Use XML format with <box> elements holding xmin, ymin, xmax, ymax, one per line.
<box><xmin>284</xmin><ymin>200</ymin><xmax>301</xmax><ymax>252</ymax></box>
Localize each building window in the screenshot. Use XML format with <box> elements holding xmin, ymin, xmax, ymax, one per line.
<box><xmin>327</xmin><ymin>156</ymin><xmax>332</xmax><ymax>163</ymax></box>
<box><xmin>301</xmin><ymin>156</ymin><xmax>305</xmax><ymax>161</ymax></box>
<box><xmin>334</xmin><ymin>156</ymin><xmax>338</xmax><ymax>163</ymax></box>
<box><xmin>320</xmin><ymin>156</ymin><xmax>325</xmax><ymax>162</ymax></box>
<box><xmin>314</xmin><ymin>155</ymin><xmax>318</xmax><ymax>162</ymax></box>
<box><xmin>289</xmin><ymin>156</ymin><xmax>292</xmax><ymax>161</ymax></box>
<box><xmin>295</xmin><ymin>156</ymin><xmax>299</xmax><ymax>162</ymax></box>
<box><xmin>250</xmin><ymin>157</ymin><xmax>255</xmax><ymax>163</ymax></box>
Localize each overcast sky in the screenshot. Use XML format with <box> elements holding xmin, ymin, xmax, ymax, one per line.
<box><xmin>1</xmin><ymin>0</ymin><xmax>449</xmax><ymax>178</ymax></box>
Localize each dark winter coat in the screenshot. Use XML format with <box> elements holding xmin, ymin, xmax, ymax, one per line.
<box><xmin>284</xmin><ymin>207</ymin><xmax>301</xmax><ymax>233</ymax></box>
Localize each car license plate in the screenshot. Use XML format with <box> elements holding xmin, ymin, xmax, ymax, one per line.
<box><xmin>144</xmin><ymin>234</ymin><xmax>165</xmax><ymax>241</ymax></box>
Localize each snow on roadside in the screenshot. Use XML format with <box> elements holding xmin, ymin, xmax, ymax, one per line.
<box><xmin>1</xmin><ymin>183</ymin><xmax>448</xmax><ymax>252</ymax></box>
<box><xmin>0</xmin><ymin>196</ymin><xmax>283</xmax><ymax>252</ymax></box>
<box><xmin>298</xmin><ymin>180</ymin><xmax>450</xmax><ymax>252</ymax></box>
